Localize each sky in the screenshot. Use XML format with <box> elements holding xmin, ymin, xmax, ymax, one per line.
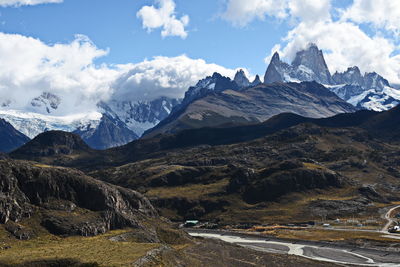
<box><xmin>0</xmin><ymin>0</ymin><xmax>399</xmax><ymax>115</ymax></box>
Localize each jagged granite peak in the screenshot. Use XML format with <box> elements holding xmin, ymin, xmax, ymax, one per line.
<box><xmin>263</xmin><ymin>43</ymin><xmax>400</xmax><ymax>111</ymax></box>
<box><xmin>264</xmin><ymin>43</ymin><xmax>332</xmax><ymax>84</ymax></box>
<box><xmin>31</xmin><ymin>92</ymin><xmax>61</xmax><ymax>114</ymax></box>
<box><xmin>332</xmin><ymin>66</ymin><xmax>363</xmax><ymax>86</ymax></box>
<box><xmin>0</xmin><ymin>118</ymin><xmax>30</xmax><ymax>153</ymax></box>
<box><xmin>364</xmin><ymin>72</ymin><xmax>390</xmax><ymax>92</ymax></box>
<box><xmin>234</xmin><ymin>69</ymin><xmax>250</xmax><ymax>88</ymax></box>
<box><xmin>251</xmin><ymin>75</ymin><xmax>262</xmax><ymax>86</ymax></box>
<box><xmin>291</xmin><ymin>43</ymin><xmax>332</xmax><ymax>84</ymax></box>
<box><xmin>264</xmin><ymin>52</ymin><xmax>291</xmax><ymax>84</ymax></box>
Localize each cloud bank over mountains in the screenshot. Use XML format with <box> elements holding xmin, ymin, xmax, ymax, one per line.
<box><xmin>222</xmin><ymin>0</ymin><xmax>400</xmax><ymax>84</ymax></box>
<box><xmin>0</xmin><ymin>32</ymin><xmax>241</xmax><ymax>115</ymax></box>
<box><xmin>0</xmin><ymin>0</ymin><xmax>399</xmax><ymax>118</ymax></box>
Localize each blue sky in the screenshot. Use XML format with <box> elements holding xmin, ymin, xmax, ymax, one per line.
<box><xmin>0</xmin><ymin>0</ymin><xmax>398</xmax><ymax>77</ymax></box>
<box><xmin>0</xmin><ymin>0</ymin><xmax>399</xmax><ymax>115</ymax></box>
<box><xmin>0</xmin><ymin>0</ymin><xmax>295</xmax><ymax>75</ymax></box>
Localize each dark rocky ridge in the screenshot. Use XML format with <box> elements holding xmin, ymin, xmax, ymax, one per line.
<box><xmin>0</xmin><ymin>160</ymin><xmax>157</xmax><ymax>237</ymax></box>
<box><xmin>12</xmin><ymin>130</ymin><xmax>92</xmax><ymax>158</ymax></box>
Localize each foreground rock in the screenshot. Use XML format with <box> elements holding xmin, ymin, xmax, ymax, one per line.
<box><xmin>0</xmin><ymin>160</ymin><xmax>157</xmax><ymax>238</ymax></box>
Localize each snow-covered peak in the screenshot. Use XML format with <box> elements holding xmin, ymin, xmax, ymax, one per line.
<box><xmin>0</xmin><ymin>109</ymin><xmax>102</xmax><ymax>138</ymax></box>
<box><xmin>264</xmin><ymin>43</ymin><xmax>332</xmax><ymax>84</ymax></box>
<box><xmin>364</xmin><ymin>72</ymin><xmax>390</xmax><ymax>92</ymax></box>
<box><xmin>332</xmin><ymin>66</ymin><xmax>363</xmax><ymax>86</ymax></box>
<box><xmin>182</xmin><ymin>72</ymin><xmax>238</xmax><ymax>107</ymax></box>
<box><xmin>101</xmin><ymin>97</ymin><xmax>180</xmax><ymax>136</ymax></box>
<box><xmin>30</xmin><ymin>92</ymin><xmax>61</xmax><ymax>114</ymax></box>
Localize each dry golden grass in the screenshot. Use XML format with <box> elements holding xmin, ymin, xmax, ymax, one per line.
<box><xmin>33</xmin><ymin>163</ymin><xmax>55</xmax><ymax>168</ymax></box>
<box><xmin>0</xmin><ymin>228</ymin><xmax>158</xmax><ymax>267</ymax></box>
<box><xmin>303</xmin><ymin>162</ymin><xmax>325</xmax><ymax>170</ymax></box>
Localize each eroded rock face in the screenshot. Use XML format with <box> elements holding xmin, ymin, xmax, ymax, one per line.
<box><xmin>0</xmin><ymin>160</ymin><xmax>157</xmax><ymax>237</ymax></box>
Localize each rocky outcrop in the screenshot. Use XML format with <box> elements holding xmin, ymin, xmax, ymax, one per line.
<box><xmin>0</xmin><ymin>160</ymin><xmax>157</xmax><ymax>237</ymax></box>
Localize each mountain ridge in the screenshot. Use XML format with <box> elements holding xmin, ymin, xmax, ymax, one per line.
<box><xmin>264</xmin><ymin>44</ymin><xmax>399</xmax><ymax>111</ymax></box>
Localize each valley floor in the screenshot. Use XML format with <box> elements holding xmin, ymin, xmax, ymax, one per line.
<box><xmin>188</xmin><ymin>229</ymin><xmax>400</xmax><ymax>266</ymax></box>
<box><xmin>0</xmin><ymin>226</ymin><xmax>340</xmax><ymax>267</ymax></box>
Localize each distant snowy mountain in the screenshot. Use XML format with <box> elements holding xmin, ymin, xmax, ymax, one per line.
<box><xmin>101</xmin><ymin>97</ymin><xmax>180</xmax><ymax>137</ymax></box>
<box><xmin>0</xmin><ymin>109</ymin><xmax>102</xmax><ymax>139</ymax></box>
<box><xmin>31</xmin><ymin>92</ymin><xmax>61</xmax><ymax>114</ymax></box>
<box><xmin>264</xmin><ymin>43</ymin><xmax>400</xmax><ymax>111</ymax></box>
<box><xmin>74</xmin><ymin>113</ymin><xmax>138</xmax><ymax>150</ymax></box>
<box><xmin>0</xmin><ymin>94</ymin><xmax>181</xmax><ymax>149</ymax></box>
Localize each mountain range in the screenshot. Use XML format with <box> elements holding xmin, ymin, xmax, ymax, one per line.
<box><xmin>264</xmin><ymin>43</ymin><xmax>399</xmax><ymax>111</ymax></box>
<box><xmin>1</xmin><ymin>43</ymin><xmax>399</xmax><ymax>151</ymax></box>
<box><xmin>8</xmin><ymin>104</ymin><xmax>400</xmax><ymax>226</ymax></box>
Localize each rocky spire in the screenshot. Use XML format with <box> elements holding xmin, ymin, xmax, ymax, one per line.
<box><xmin>264</xmin><ymin>52</ymin><xmax>287</xmax><ymax>84</ymax></box>
<box><xmin>234</xmin><ymin>69</ymin><xmax>250</xmax><ymax>88</ymax></box>
<box><xmin>291</xmin><ymin>43</ymin><xmax>332</xmax><ymax>84</ymax></box>
<box><xmin>251</xmin><ymin>75</ymin><xmax>262</xmax><ymax>86</ymax></box>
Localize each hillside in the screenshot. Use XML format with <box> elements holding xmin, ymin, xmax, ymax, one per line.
<box><xmin>144</xmin><ymin>81</ymin><xmax>356</xmax><ymax>137</ymax></box>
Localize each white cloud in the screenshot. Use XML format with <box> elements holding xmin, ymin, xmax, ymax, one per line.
<box><xmin>288</xmin><ymin>0</ymin><xmax>331</xmax><ymax>23</ymax></box>
<box><xmin>0</xmin><ymin>0</ymin><xmax>62</xmax><ymax>7</ymax></box>
<box><xmin>341</xmin><ymin>0</ymin><xmax>400</xmax><ymax>36</ymax></box>
<box><xmin>111</xmin><ymin>55</ymin><xmax>243</xmax><ymax>102</ymax></box>
<box><xmin>0</xmin><ymin>32</ymin><xmax>244</xmax><ymax>116</ymax></box>
<box><xmin>221</xmin><ymin>0</ymin><xmax>332</xmax><ymax>27</ymax></box>
<box><xmin>0</xmin><ymin>33</ymin><xmax>120</xmax><ymax>115</ymax></box>
<box><xmin>221</xmin><ymin>0</ymin><xmax>289</xmax><ymax>27</ymax></box>
<box><xmin>274</xmin><ymin>21</ymin><xmax>400</xmax><ymax>84</ymax></box>
<box><xmin>259</xmin><ymin>0</ymin><xmax>400</xmax><ymax>84</ymax></box>
<box><xmin>136</xmin><ymin>0</ymin><xmax>189</xmax><ymax>39</ymax></box>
